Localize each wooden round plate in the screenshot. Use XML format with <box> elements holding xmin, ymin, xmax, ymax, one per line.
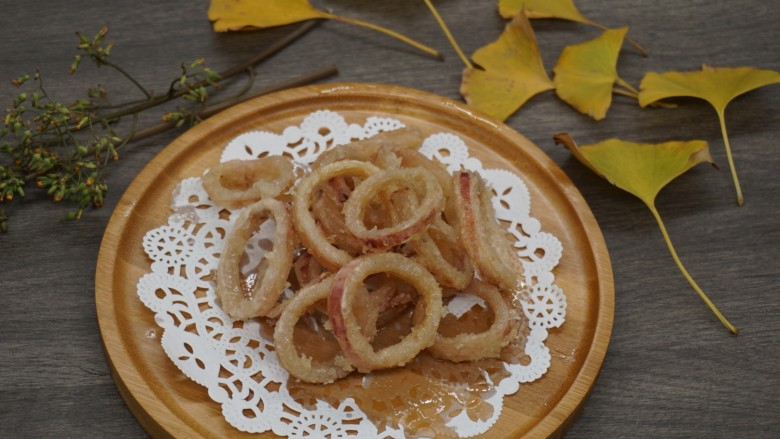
<box><xmin>95</xmin><ymin>83</ymin><xmax>614</xmax><ymax>438</ymax></box>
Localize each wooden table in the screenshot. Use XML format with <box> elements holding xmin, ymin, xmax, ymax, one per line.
<box><xmin>2</xmin><ymin>1</ymin><xmax>778</xmax><ymax>437</ymax></box>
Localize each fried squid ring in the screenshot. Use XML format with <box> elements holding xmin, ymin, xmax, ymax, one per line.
<box><xmin>202</xmin><ymin>156</ymin><xmax>295</xmax><ymax>210</ymax></box>
<box><xmin>292</xmin><ymin>250</ymin><xmax>328</xmax><ymax>288</ymax></box>
<box><xmin>392</xmin><ymin>147</ymin><xmax>454</xmax><ymax>198</ymax></box>
<box><xmin>409</xmin><ymin>217</ymin><xmax>474</xmax><ymax>290</ymax></box>
<box><xmin>454</xmin><ymin>171</ymin><xmax>524</xmax><ymax>291</ymax></box>
<box><xmin>426</xmin><ymin>279</ymin><xmax>518</xmax><ymax>363</ymax></box>
<box><xmin>216</xmin><ymin>198</ymin><xmax>294</xmax><ymax>319</ymax></box>
<box><xmin>274</xmin><ymin>276</ymin><xmax>354</xmax><ymax>384</ymax></box>
<box><xmin>351</xmin><ymin>276</ymin><xmax>417</xmax><ymax>339</ymax></box>
<box><xmin>343</xmin><ymin>167</ymin><xmax>444</xmax><ymax>250</ymax></box>
<box><xmin>395</xmin><ymin>148</ymin><xmax>460</xmax><ymax>225</ymax></box>
<box><xmin>312</xmin><ymin>127</ymin><xmax>422</xmax><ymax>169</ymax></box>
<box><xmin>310</xmin><ymin>184</ymin><xmax>364</xmax><ymax>255</ymax></box>
<box><xmin>292</xmin><ymin>160</ymin><xmax>380</xmax><ymax>270</ymax></box>
<box><xmin>328</xmin><ymin>253</ymin><xmax>443</xmax><ymax>372</ymax></box>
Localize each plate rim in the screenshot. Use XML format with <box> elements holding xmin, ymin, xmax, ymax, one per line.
<box><xmin>95</xmin><ymin>82</ymin><xmax>614</xmax><ymax>439</ymax></box>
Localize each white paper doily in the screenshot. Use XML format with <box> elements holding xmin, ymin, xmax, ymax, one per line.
<box><xmin>137</xmin><ymin>110</ymin><xmax>566</xmax><ymax>438</ymax></box>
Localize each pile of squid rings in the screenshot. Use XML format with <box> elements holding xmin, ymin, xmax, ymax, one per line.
<box><xmin>203</xmin><ymin>127</ymin><xmax>526</xmax><ymax>384</ymax></box>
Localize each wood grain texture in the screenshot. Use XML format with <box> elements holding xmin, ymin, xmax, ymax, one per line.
<box><xmin>1</xmin><ymin>0</ymin><xmax>779</xmax><ymax>438</ymax></box>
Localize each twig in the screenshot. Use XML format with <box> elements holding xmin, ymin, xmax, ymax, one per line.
<box><xmin>218</xmin><ymin>21</ymin><xmax>320</xmax><ymax>79</ymax></box>
<box><xmin>97</xmin><ymin>21</ymin><xmax>321</xmax><ymax>123</ymax></box>
<box><xmin>128</xmin><ymin>65</ymin><xmax>339</xmax><ymax>143</ymax></box>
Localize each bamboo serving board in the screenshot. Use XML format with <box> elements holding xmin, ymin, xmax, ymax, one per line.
<box><xmin>95</xmin><ymin>83</ymin><xmax>614</xmax><ymax>438</ymax></box>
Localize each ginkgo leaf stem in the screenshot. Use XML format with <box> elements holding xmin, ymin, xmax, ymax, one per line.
<box><xmin>422</xmin><ymin>0</ymin><xmax>472</xmax><ymax>69</ymax></box>
<box><xmin>590</xmin><ymin>21</ymin><xmax>648</xmax><ymax>57</ymax></box>
<box><xmin>613</xmin><ymin>85</ymin><xmax>676</xmax><ymax>108</ymax></box>
<box><xmin>612</xmin><ymin>88</ymin><xmax>638</xmax><ymax>99</ymax></box>
<box><xmin>615</xmin><ymin>78</ymin><xmax>640</xmax><ymax>95</ymax></box>
<box><xmin>716</xmin><ymin>109</ymin><xmax>744</xmax><ymax>206</ymax></box>
<box><xmin>626</xmin><ymin>37</ymin><xmax>649</xmax><ymax>57</ymax></box>
<box><xmin>649</xmin><ymin>205</ymin><xmax>738</xmax><ymax>334</ymax></box>
<box><xmin>323</xmin><ymin>13</ymin><xmax>443</xmax><ymax>59</ymax></box>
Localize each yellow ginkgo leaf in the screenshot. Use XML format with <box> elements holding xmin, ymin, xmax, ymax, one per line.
<box><xmin>207</xmin><ymin>0</ymin><xmax>441</xmax><ymax>59</ymax></box>
<box><xmin>639</xmin><ymin>65</ymin><xmax>780</xmax><ymax>206</ymax></box>
<box><xmin>554</xmin><ymin>133</ymin><xmax>736</xmax><ymax>334</ymax></box>
<box><xmin>460</xmin><ymin>11</ymin><xmax>554</xmax><ymax>121</ymax></box>
<box><xmin>497</xmin><ymin>0</ymin><xmax>647</xmax><ymax>56</ymax></box>
<box><xmin>208</xmin><ymin>0</ymin><xmax>324</xmax><ymax>30</ymax></box>
<box><xmin>553</xmin><ymin>27</ymin><xmax>634</xmax><ymax>121</ymax></box>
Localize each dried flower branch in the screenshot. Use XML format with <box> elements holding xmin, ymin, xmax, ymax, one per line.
<box><xmin>0</xmin><ymin>22</ymin><xmax>334</xmax><ymax>232</ymax></box>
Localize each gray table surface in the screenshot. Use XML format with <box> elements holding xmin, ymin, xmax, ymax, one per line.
<box><xmin>2</xmin><ymin>1</ymin><xmax>778</xmax><ymax>438</ymax></box>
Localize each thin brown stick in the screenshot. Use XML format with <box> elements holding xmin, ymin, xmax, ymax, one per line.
<box><xmin>218</xmin><ymin>22</ymin><xmax>320</xmax><ymax>79</ymax></box>
<box><xmin>23</xmin><ymin>65</ymin><xmax>338</xmax><ymax>181</ymax></box>
<box><xmin>23</xmin><ymin>22</ymin><xmax>323</xmax><ymax>181</ymax></box>
<box><xmin>129</xmin><ymin>65</ymin><xmax>339</xmax><ymax>142</ymax></box>
<box><xmin>98</xmin><ymin>21</ymin><xmax>320</xmax><ymax>122</ymax></box>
